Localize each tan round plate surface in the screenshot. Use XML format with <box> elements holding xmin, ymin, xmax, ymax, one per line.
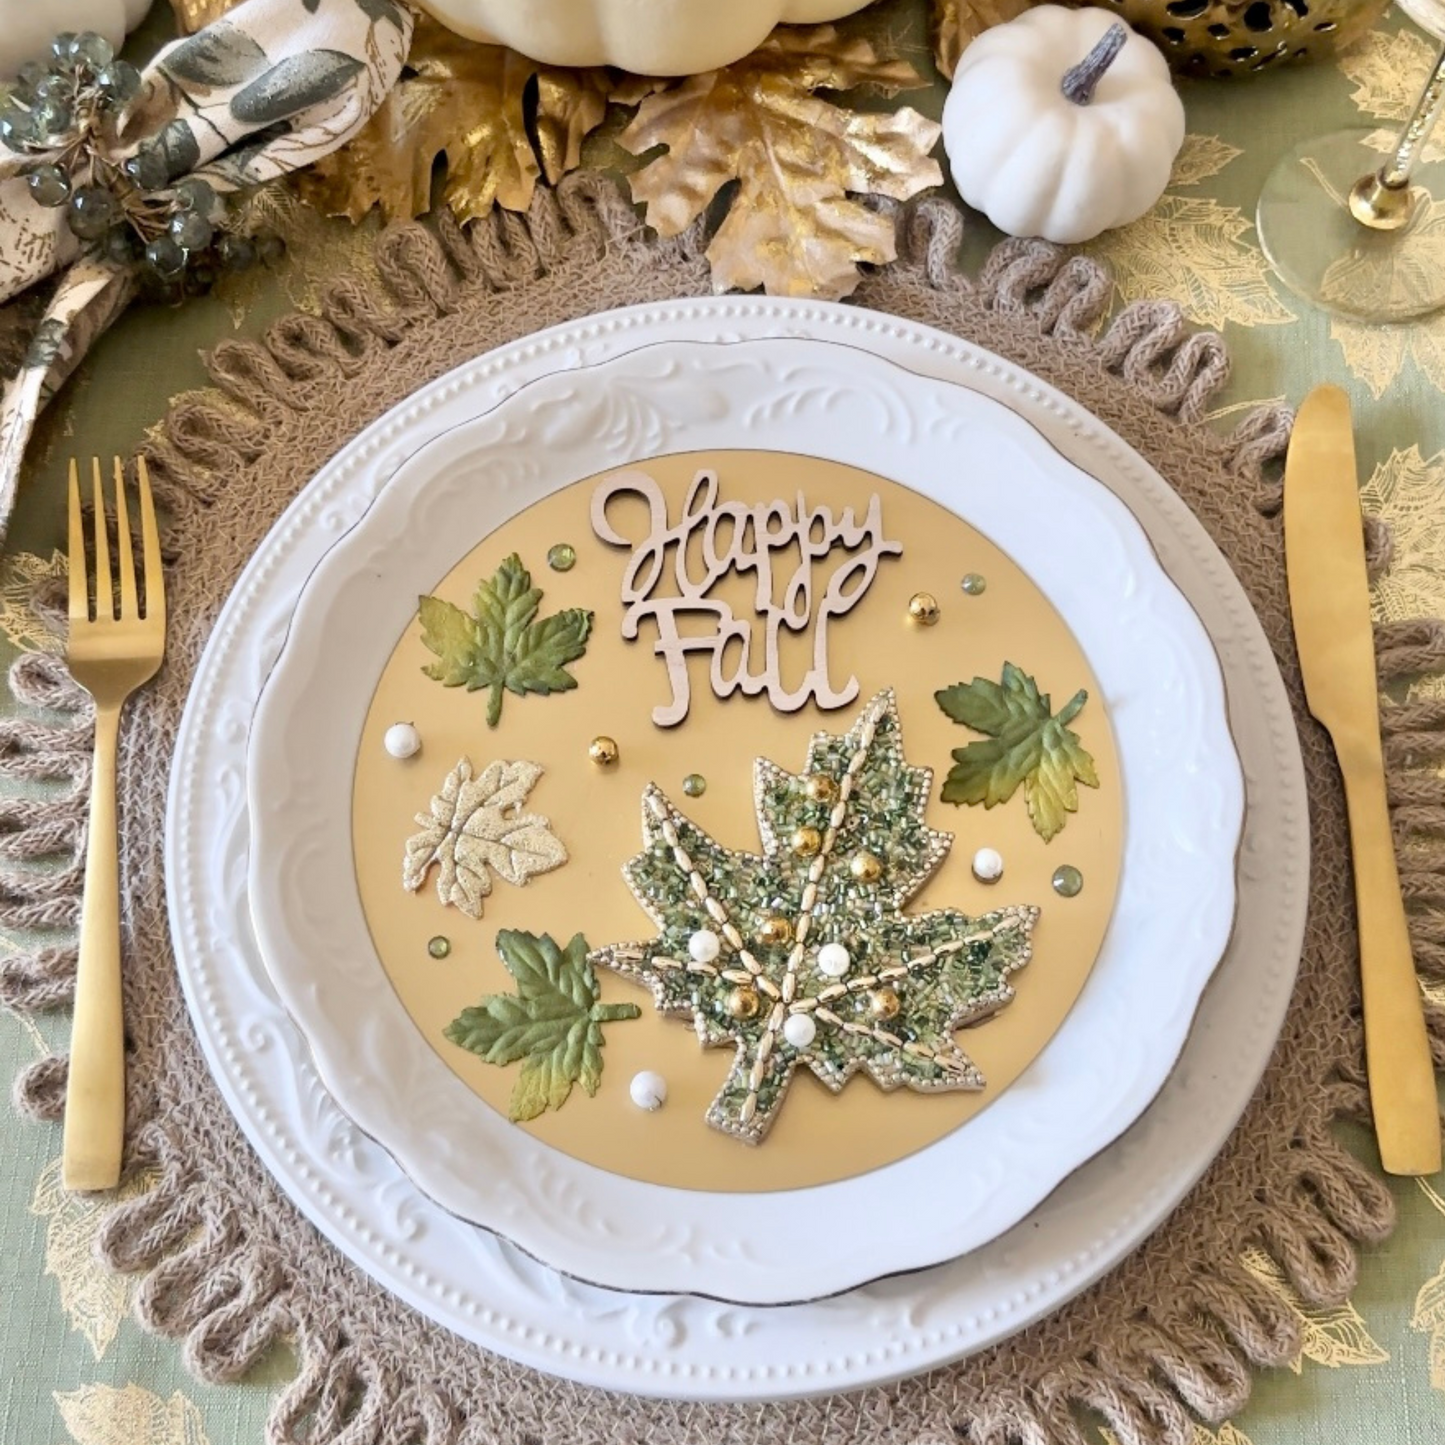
<box><xmin>353</xmin><ymin>451</ymin><xmax>1121</xmax><ymax>1193</ymax></box>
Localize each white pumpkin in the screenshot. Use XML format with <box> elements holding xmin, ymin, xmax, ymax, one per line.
<box><xmin>942</xmin><ymin>6</ymin><xmax>1184</xmax><ymax>245</ymax></box>
<box><xmin>415</xmin><ymin>0</ymin><xmax>876</xmax><ymax>76</ymax></box>
<box><xmin>0</xmin><ymin>0</ymin><xmax>149</xmax><ymax>82</ymax></box>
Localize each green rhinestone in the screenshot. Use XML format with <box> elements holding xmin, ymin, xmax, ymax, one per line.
<box><xmin>547</xmin><ymin>543</ymin><xmax>577</xmax><ymax>572</ymax></box>
<box><xmin>1051</xmin><ymin>865</ymin><xmax>1083</xmax><ymax>898</ymax></box>
<box><xmin>683</xmin><ymin>773</ymin><xmax>707</xmax><ymax>798</ymax></box>
<box><xmin>961</xmin><ymin>573</ymin><xmax>987</xmax><ymax>596</ymax></box>
<box><xmin>427</xmin><ymin>935</ymin><xmax>452</xmax><ymax>959</ymax></box>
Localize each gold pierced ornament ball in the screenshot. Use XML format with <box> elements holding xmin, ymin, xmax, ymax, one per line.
<box><xmin>907</xmin><ymin>592</ymin><xmax>940</xmax><ymax>626</ymax></box>
<box><xmin>589</xmin><ymin>735</ymin><xmax>619</xmax><ymax>766</ymax></box>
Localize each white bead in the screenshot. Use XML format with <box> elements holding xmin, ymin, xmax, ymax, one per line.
<box><xmin>688</xmin><ymin>929</ymin><xmax>721</xmax><ymax>964</ymax></box>
<box><xmin>384</xmin><ymin>722</ymin><xmax>421</xmax><ymax>760</ymax></box>
<box><xmin>629</xmin><ymin>1070</ymin><xmax>668</xmax><ymax>1112</ymax></box>
<box><xmin>816</xmin><ymin>942</ymin><xmax>851</xmax><ymax>978</ymax></box>
<box><xmin>972</xmin><ymin>847</ymin><xmax>1004</xmax><ymax>883</ymax></box>
<box><xmin>783</xmin><ymin>1013</ymin><xmax>817</xmax><ymax>1049</ymax></box>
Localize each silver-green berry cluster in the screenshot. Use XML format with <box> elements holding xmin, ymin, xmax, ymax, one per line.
<box><xmin>0</xmin><ymin>31</ymin><xmax>282</xmax><ymax>298</ymax></box>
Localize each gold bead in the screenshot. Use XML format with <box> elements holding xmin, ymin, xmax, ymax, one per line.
<box><xmin>790</xmin><ymin>825</ymin><xmax>822</xmax><ymax>858</ymax></box>
<box><xmin>849</xmin><ymin>851</ymin><xmax>882</xmax><ymax>883</ymax></box>
<box><xmin>907</xmin><ymin>591</ymin><xmax>940</xmax><ymax>626</ymax></box>
<box><xmin>725</xmin><ymin>985</ymin><xmax>760</xmax><ymax>1020</ymax></box>
<box><xmin>758</xmin><ymin>915</ymin><xmax>794</xmax><ymax>947</ymax></box>
<box><xmin>588</xmin><ymin>735</ymin><xmax>619</xmax><ymax>766</ymax></box>
<box><xmin>868</xmin><ymin>986</ymin><xmax>900</xmax><ymax>1020</ymax></box>
<box><xmin>803</xmin><ymin>773</ymin><xmax>837</xmax><ymax>804</ymax></box>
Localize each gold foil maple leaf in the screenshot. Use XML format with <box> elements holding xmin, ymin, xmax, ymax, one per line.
<box><xmin>932</xmin><ymin>0</ymin><xmax>1034</xmax><ymax>78</ymax></box>
<box><xmin>303</xmin><ymin>16</ymin><xmax>649</xmax><ymax>223</ymax></box>
<box><xmin>620</xmin><ymin>25</ymin><xmax>942</xmax><ymax>301</ymax></box>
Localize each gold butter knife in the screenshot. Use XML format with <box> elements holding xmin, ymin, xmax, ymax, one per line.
<box><xmin>1285</xmin><ymin>384</ymin><xmax>1441</xmax><ymax>1177</ymax></box>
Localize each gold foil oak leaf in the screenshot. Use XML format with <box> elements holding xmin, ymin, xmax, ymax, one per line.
<box><xmin>620</xmin><ymin>25</ymin><xmax>942</xmax><ymax>301</ymax></box>
<box><xmin>932</xmin><ymin>0</ymin><xmax>1035</xmax><ymax>79</ymax></box>
<box><xmin>303</xmin><ymin>16</ymin><xmax>648</xmax><ymax>224</ymax></box>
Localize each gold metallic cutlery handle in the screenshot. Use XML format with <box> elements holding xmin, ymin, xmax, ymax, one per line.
<box><xmin>61</xmin><ymin>703</ymin><xmax>125</xmax><ymax>1191</ymax></box>
<box><xmin>1339</xmin><ymin>738</ymin><xmax>1442</xmax><ymax>1177</ymax></box>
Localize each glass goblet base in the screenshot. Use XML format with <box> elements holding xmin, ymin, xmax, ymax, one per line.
<box><xmin>1257</xmin><ymin>126</ymin><xmax>1445</xmax><ymax>323</ymax></box>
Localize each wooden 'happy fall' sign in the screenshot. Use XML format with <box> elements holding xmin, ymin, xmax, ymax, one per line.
<box><xmin>591</xmin><ymin>468</ymin><xmax>902</xmax><ymax>728</ymax></box>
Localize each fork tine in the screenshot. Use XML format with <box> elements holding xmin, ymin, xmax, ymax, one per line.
<box><xmin>90</xmin><ymin>457</ymin><xmax>112</xmax><ymax>622</ymax></box>
<box><xmin>67</xmin><ymin>460</ymin><xmax>88</xmax><ymax>623</ymax></box>
<box><xmin>112</xmin><ymin>457</ymin><xmax>138</xmax><ymax>618</ymax></box>
<box><xmin>136</xmin><ymin>456</ymin><xmax>163</xmax><ymax>626</ymax></box>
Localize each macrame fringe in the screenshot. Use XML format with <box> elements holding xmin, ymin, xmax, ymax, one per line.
<box><xmin>0</xmin><ymin>174</ymin><xmax>1439</xmax><ymax>1445</ymax></box>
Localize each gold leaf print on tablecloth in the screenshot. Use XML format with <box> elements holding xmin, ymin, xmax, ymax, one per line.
<box><xmin>55</xmin><ymin>1384</ymin><xmax>211</xmax><ymax>1445</ymax></box>
<box><xmin>1330</xmin><ymin>312</ymin><xmax>1445</xmax><ymax>401</ymax></box>
<box><xmin>0</xmin><ymin>549</ymin><xmax>64</xmax><ymax>653</ymax></box>
<box><xmin>1360</xmin><ymin>447</ymin><xmax>1445</xmax><ymax>628</ymax></box>
<box><xmin>1240</xmin><ymin>1246</ymin><xmax>1389</xmax><ymax>1371</ymax></box>
<box><xmin>31</xmin><ymin>1158</ymin><xmax>159</xmax><ymax>1360</ymax></box>
<box><xmin>1341</xmin><ymin>27</ymin><xmax>1439</xmax><ymax>121</ymax></box>
<box><xmin>1102</xmin><ymin>1424</ymin><xmax>1258</xmax><ymax>1445</ymax></box>
<box><xmin>1170</xmin><ymin>134</ymin><xmax>1243</xmax><ymax>188</ymax></box>
<box><xmin>1086</xmin><ymin>196</ymin><xmax>1294</xmax><ymax>330</ymax></box>
<box><xmin>1414</xmin><ymin>1178</ymin><xmax>1445</xmax><ymax>1393</ymax></box>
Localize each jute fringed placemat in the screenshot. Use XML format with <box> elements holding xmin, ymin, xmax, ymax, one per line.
<box><xmin>4</xmin><ymin>174</ymin><xmax>1445</xmax><ymax>1445</ymax></box>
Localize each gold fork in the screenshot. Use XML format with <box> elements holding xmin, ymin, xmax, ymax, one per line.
<box><xmin>62</xmin><ymin>457</ymin><xmax>165</xmax><ymax>1192</ymax></box>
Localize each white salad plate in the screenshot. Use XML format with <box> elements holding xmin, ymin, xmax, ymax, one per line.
<box><xmin>245</xmin><ymin>336</ymin><xmax>1244</xmax><ymax>1307</ymax></box>
<box><xmin>167</xmin><ymin>298</ymin><xmax>1307</xmax><ymax>1398</ymax></box>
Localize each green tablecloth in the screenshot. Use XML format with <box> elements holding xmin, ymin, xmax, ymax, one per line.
<box><xmin>2</xmin><ymin>4</ymin><xmax>1443</xmax><ymax>1443</ymax></box>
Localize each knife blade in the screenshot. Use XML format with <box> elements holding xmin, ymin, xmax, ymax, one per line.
<box><xmin>1285</xmin><ymin>383</ymin><xmax>1441</xmax><ymax>1176</ymax></box>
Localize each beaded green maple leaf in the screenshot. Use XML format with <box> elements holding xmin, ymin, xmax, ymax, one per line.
<box><xmin>589</xmin><ymin>690</ymin><xmax>1039</xmax><ymax>1144</ymax></box>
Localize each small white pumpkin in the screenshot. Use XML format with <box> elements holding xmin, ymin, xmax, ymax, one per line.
<box><xmin>942</xmin><ymin>7</ymin><xmax>1184</xmax><ymax>245</ymax></box>
<box><xmin>415</xmin><ymin>0</ymin><xmax>876</xmax><ymax>76</ymax></box>
<box><xmin>0</xmin><ymin>0</ymin><xmax>148</xmax><ymax>83</ymax></box>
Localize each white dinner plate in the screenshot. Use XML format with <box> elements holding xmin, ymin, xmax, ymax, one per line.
<box><xmin>167</xmin><ymin>298</ymin><xmax>1306</xmax><ymax>1397</ymax></box>
<box><xmin>245</xmin><ymin>336</ymin><xmax>1243</xmax><ymax>1306</ymax></box>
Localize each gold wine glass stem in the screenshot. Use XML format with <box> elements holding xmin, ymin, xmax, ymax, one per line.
<box><xmin>1350</xmin><ymin>40</ymin><xmax>1445</xmax><ymax>230</ymax></box>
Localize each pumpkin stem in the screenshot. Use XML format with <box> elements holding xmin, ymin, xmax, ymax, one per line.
<box><xmin>1060</xmin><ymin>23</ymin><xmax>1129</xmax><ymax>106</ymax></box>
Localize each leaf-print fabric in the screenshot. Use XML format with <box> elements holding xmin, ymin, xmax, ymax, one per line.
<box><xmin>0</xmin><ymin>0</ymin><xmax>412</xmax><ymax>539</ymax></box>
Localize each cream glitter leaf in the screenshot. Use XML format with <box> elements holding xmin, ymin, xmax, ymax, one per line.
<box><xmin>620</xmin><ymin>26</ymin><xmax>943</xmax><ymax>301</ymax></box>
<box><xmin>1087</xmin><ymin>197</ymin><xmax>1295</xmax><ymax>329</ymax></box>
<box><xmin>0</xmin><ymin>549</ymin><xmax>64</xmax><ymax>654</ymax></box>
<box><xmin>30</xmin><ymin>1158</ymin><xmax>158</xmax><ymax>1360</ymax></box>
<box><xmin>55</xmin><ymin>1384</ymin><xmax>211</xmax><ymax>1445</ymax></box>
<box><xmin>403</xmin><ymin>758</ymin><xmax>566</xmax><ymax>920</ymax></box>
<box><xmin>1341</xmin><ymin>27</ymin><xmax>1438</xmax><ymax>120</ymax></box>
<box><xmin>1240</xmin><ymin>1246</ymin><xmax>1389</xmax><ymax>1373</ymax></box>
<box><xmin>1170</xmin><ymin>134</ymin><xmax>1243</xmax><ymax>188</ymax></box>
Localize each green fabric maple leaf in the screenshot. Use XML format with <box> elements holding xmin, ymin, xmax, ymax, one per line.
<box><xmin>935</xmin><ymin>663</ymin><xmax>1099</xmax><ymax>842</ymax></box>
<box><xmin>589</xmin><ymin>690</ymin><xmax>1038</xmax><ymax>1145</ymax></box>
<box><xmin>445</xmin><ymin>930</ymin><xmax>640</xmax><ymax>1122</ymax></box>
<box><xmin>418</xmin><ymin>554</ymin><xmax>593</xmax><ymax>727</ymax></box>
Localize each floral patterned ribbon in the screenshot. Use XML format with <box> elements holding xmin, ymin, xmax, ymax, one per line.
<box><xmin>0</xmin><ymin>0</ymin><xmax>413</xmax><ymax>536</ymax></box>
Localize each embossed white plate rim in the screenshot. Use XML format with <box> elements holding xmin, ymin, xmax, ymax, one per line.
<box><xmin>245</xmin><ymin>337</ymin><xmax>1243</xmax><ymax>1306</ymax></box>
<box><xmin>167</xmin><ymin>297</ymin><xmax>1306</xmax><ymax>1399</ymax></box>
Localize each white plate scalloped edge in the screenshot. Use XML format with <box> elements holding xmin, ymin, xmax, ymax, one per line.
<box><xmin>167</xmin><ymin>298</ymin><xmax>1306</xmax><ymax>1399</ymax></box>
<box><xmin>245</xmin><ymin>336</ymin><xmax>1244</xmax><ymax>1306</ymax></box>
